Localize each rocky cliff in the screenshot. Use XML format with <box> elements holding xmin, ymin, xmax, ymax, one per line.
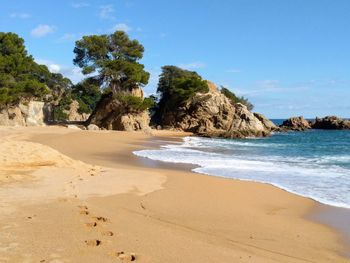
<box><xmin>64</xmin><ymin>100</ymin><xmax>90</xmax><ymax>122</ymax></box>
<box><xmin>312</xmin><ymin>116</ymin><xmax>350</xmax><ymax>130</ymax></box>
<box><xmin>0</xmin><ymin>101</ymin><xmax>47</xmax><ymax>126</ymax></box>
<box><xmin>88</xmin><ymin>87</ymin><xmax>150</xmax><ymax>132</ymax></box>
<box><xmin>281</xmin><ymin>116</ymin><xmax>350</xmax><ymax>131</ymax></box>
<box><xmin>280</xmin><ymin>116</ymin><xmax>311</xmax><ymax>131</ymax></box>
<box><xmin>157</xmin><ymin>85</ymin><xmax>276</xmax><ymax>138</ymax></box>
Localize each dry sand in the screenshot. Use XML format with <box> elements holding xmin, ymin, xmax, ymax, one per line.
<box><xmin>0</xmin><ymin>126</ymin><xmax>348</xmax><ymax>262</ymax></box>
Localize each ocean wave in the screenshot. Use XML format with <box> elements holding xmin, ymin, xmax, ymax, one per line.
<box><xmin>133</xmin><ymin>134</ymin><xmax>350</xmax><ymax>209</ymax></box>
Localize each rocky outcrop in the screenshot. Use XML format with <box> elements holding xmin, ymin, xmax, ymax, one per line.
<box><xmin>88</xmin><ymin>87</ymin><xmax>150</xmax><ymax>132</ymax></box>
<box><xmin>280</xmin><ymin>116</ymin><xmax>311</xmax><ymax>131</ymax></box>
<box><xmin>0</xmin><ymin>101</ymin><xmax>47</xmax><ymax>126</ymax></box>
<box><xmin>158</xmin><ymin>87</ymin><xmax>277</xmax><ymax>138</ymax></box>
<box><xmin>64</xmin><ymin>100</ymin><xmax>90</xmax><ymax>122</ymax></box>
<box><xmin>312</xmin><ymin>116</ymin><xmax>350</xmax><ymax>130</ymax></box>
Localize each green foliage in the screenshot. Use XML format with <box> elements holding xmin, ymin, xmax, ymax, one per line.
<box><xmin>73</xmin><ymin>31</ymin><xmax>149</xmax><ymax>93</ymax></box>
<box><xmin>220</xmin><ymin>87</ymin><xmax>254</xmax><ymax>111</ymax></box>
<box><xmin>0</xmin><ymin>32</ymin><xmax>69</xmax><ymax>108</ymax></box>
<box><xmin>114</xmin><ymin>92</ymin><xmax>156</xmax><ymax>113</ymax></box>
<box><xmin>52</xmin><ymin>95</ymin><xmax>72</xmax><ymax>121</ymax></box>
<box><xmin>155</xmin><ymin>66</ymin><xmax>208</xmax><ymax>119</ymax></box>
<box><xmin>71</xmin><ymin>78</ymin><xmax>101</xmax><ymax>114</ymax></box>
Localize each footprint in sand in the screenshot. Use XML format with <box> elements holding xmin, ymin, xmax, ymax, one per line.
<box><xmin>78</xmin><ymin>205</ymin><xmax>89</xmax><ymax>215</ymax></box>
<box><xmin>85</xmin><ymin>222</ymin><xmax>98</xmax><ymax>228</ymax></box>
<box><xmin>79</xmin><ymin>210</ymin><xmax>89</xmax><ymax>215</ymax></box>
<box><xmin>91</xmin><ymin>216</ymin><xmax>108</xmax><ymax>222</ymax></box>
<box><xmin>102</xmin><ymin>231</ymin><xmax>114</xmax><ymax>236</ymax></box>
<box><xmin>85</xmin><ymin>239</ymin><xmax>101</xmax><ymax>247</ymax></box>
<box><xmin>112</xmin><ymin>251</ymin><xmax>136</xmax><ymax>261</ymax></box>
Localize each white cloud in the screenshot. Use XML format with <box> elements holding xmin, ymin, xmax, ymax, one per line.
<box><xmin>10</xmin><ymin>13</ymin><xmax>31</xmax><ymax>19</ymax></box>
<box><xmin>31</xmin><ymin>24</ymin><xmax>56</xmax><ymax>38</ymax></box>
<box><xmin>178</xmin><ymin>62</ymin><xmax>206</xmax><ymax>70</ymax></box>
<box><xmin>99</xmin><ymin>5</ymin><xmax>115</xmax><ymax>20</ymax></box>
<box><xmin>35</xmin><ymin>59</ymin><xmax>84</xmax><ymax>84</ymax></box>
<box><xmin>35</xmin><ymin>59</ymin><xmax>61</xmax><ymax>73</ymax></box>
<box><xmin>60</xmin><ymin>67</ymin><xmax>84</xmax><ymax>84</ymax></box>
<box><xmin>111</xmin><ymin>23</ymin><xmax>132</xmax><ymax>32</ymax></box>
<box><xmin>72</xmin><ymin>2</ymin><xmax>90</xmax><ymax>8</ymax></box>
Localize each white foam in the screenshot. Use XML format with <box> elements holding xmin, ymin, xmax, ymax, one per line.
<box><xmin>133</xmin><ymin>136</ymin><xmax>350</xmax><ymax>209</ymax></box>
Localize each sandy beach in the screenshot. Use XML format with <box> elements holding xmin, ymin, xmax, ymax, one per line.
<box><xmin>0</xmin><ymin>126</ymin><xmax>348</xmax><ymax>263</ymax></box>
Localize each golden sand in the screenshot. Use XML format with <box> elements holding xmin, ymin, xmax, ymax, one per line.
<box><xmin>0</xmin><ymin>126</ymin><xmax>347</xmax><ymax>262</ymax></box>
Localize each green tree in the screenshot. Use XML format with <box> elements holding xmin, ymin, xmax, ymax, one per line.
<box><xmin>71</xmin><ymin>78</ymin><xmax>101</xmax><ymax>114</ymax></box>
<box><xmin>155</xmin><ymin>66</ymin><xmax>209</xmax><ymax>121</ymax></box>
<box><xmin>0</xmin><ymin>32</ymin><xmax>54</xmax><ymax>107</ymax></box>
<box><xmin>73</xmin><ymin>31</ymin><xmax>150</xmax><ymax>94</ymax></box>
<box><xmin>220</xmin><ymin>86</ymin><xmax>254</xmax><ymax>111</ymax></box>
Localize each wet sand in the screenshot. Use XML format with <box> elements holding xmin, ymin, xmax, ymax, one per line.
<box><xmin>0</xmin><ymin>126</ymin><xmax>348</xmax><ymax>262</ymax></box>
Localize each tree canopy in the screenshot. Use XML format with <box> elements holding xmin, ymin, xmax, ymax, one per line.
<box><xmin>154</xmin><ymin>65</ymin><xmax>209</xmax><ymax>120</ymax></box>
<box><xmin>0</xmin><ymin>32</ymin><xmax>71</xmax><ymax>108</ymax></box>
<box><xmin>73</xmin><ymin>31</ymin><xmax>150</xmax><ymax>94</ymax></box>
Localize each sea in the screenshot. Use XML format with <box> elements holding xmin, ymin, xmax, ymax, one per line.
<box><xmin>134</xmin><ymin>120</ymin><xmax>350</xmax><ymax>209</ymax></box>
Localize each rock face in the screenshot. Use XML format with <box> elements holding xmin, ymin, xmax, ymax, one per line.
<box><xmin>64</xmin><ymin>100</ymin><xmax>90</xmax><ymax>122</ymax></box>
<box><xmin>158</xmin><ymin>87</ymin><xmax>276</xmax><ymax>138</ymax></box>
<box><xmin>0</xmin><ymin>101</ymin><xmax>46</xmax><ymax>126</ymax></box>
<box><xmin>312</xmin><ymin>116</ymin><xmax>350</xmax><ymax>130</ymax></box>
<box><xmin>280</xmin><ymin>116</ymin><xmax>311</xmax><ymax>131</ymax></box>
<box><xmin>88</xmin><ymin>88</ymin><xmax>150</xmax><ymax>132</ymax></box>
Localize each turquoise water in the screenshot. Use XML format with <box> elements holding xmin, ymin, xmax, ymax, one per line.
<box><xmin>134</xmin><ymin>129</ymin><xmax>350</xmax><ymax>209</ymax></box>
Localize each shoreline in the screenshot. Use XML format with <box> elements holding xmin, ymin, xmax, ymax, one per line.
<box><xmin>0</xmin><ymin>126</ymin><xmax>348</xmax><ymax>262</ymax></box>
<box><xmin>136</xmin><ymin>133</ymin><xmax>350</xmax><ymax>258</ymax></box>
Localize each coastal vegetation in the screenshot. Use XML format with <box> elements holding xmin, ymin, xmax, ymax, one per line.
<box><xmin>153</xmin><ymin>66</ymin><xmax>209</xmax><ymax>122</ymax></box>
<box><xmin>0</xmin><ymin>30</ymin><xmax>264</xmax><ymax>135</ymax></box>
<box><xmin>0</xmin><ymin>32</ymin><xmax>69</xmax><ymax>108</ymax></box>
<box><xmin>220</xmin><ymin>87</ymin><xmax>254</xmax><ymax>111</ymax></box>
<box><xmin>73</xmin><ymin>31</ymin><xmax>150</xmax><ymax>94</ymax></box>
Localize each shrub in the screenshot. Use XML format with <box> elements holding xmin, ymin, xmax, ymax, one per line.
<box><xmin>114</xmin><ymin>92</ymin><xmax>155</xmax><ymax>113</ymax></box>
<box><xmin>221</xmin><ymin>87</ymin><xmax>254</xmax><ymax>111</ymax></box>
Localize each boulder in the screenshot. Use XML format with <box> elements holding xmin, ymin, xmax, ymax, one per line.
<box><xmin>280</xmin><ymin>116</ymin><xmax>311</xmax><ymax>131</ymax></box>
<box><xmin>312</xmin><ymin>116</ymin><xmax>350</xmax><ymax>130</ymax></box>
<box><xmin>158</xmin><ymin>86</ymin><xmax>276</xmax><ymax>138</ymax></box>
<box><xmin>87</xmin><ymin>124</ymin><xmax>100</xmax><ymax>131</ymax></box>
<box><xmin>88</xmin><ymin>93</ymin><xmax>150</xmax><ymax>132</ymax></box>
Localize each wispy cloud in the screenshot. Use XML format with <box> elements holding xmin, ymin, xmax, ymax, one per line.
<box><xmin>234</xmin><ymin>79</ymin><xmax>310</xmax><ymax>97</ymax></box>
<box><xmin>31</xmin><ymin>24</ymin><xmax>56</xmax><ymax>38</ymax></box>
<box><xmin>178</xmin><ymin>62</ymin><xmax>206</xmax><ymax>70</ymax></box>
<box><xmin>71</xmin><ymin>2</ymin><xmax>90</xmax><ymax>8</ymax></box>
<box><xmin>57</xmin><ymin>33</ymin><xmax>83</xmax><ymax>43</ymax></box>
<box><xmin>10</xmin><ymin>12</ymin><xmax>31</xmax><ymax>19</ymax></box>
<box><xmin>111</xmin><ymin>23</ymin><xmax>132</xmax><ymax>32</ymax></box>
<box><xmin>36</xmin><ymin>58</ymin><xmax>84</xmax><ymax>83</ymax></box>
<box><xmin>99</xmin><ymin>5</ymin><xmax>115</xmax><ymax>20</ymax></box>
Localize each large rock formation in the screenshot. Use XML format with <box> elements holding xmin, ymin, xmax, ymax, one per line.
<box><xmin>88</xmin><ymin>87</ymin><xmax>150</xmax><ymax>132</ymax></box>
<box><xmin>158</xmin><ymin>85</ymin><xmax>276</xmax><ymax>138</ymax></box>
<box><xmin>312</xmin><ymin>116</ymin><xmax>350</xmax><ymax>130</ymax></box>
<box><xmin>0</xmin><ymin>101</ymin><xmax>46</xmax><ymax>126</ymax></box>
<box><xmin>64</xmin><ymin>100</ymin><xmax>90</xmax><ymax>122</ymax></box>
<box><xmin>280</xmin><ymin>116</ymin><xmax>311</xmax><ymax>131</ymax></box>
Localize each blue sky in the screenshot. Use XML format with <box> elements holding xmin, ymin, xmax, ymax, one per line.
<box><xmin>1</xmin><ymin>0</ymin><xmax>349</xmax><ymax>118</ymax></box>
